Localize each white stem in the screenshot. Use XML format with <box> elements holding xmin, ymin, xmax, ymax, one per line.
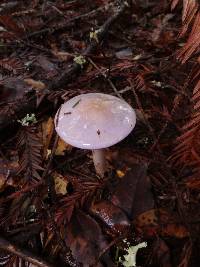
<box><xmin>92</xmin><ymin>149</ymin><xmax>106</xmax><ymax>177</ymax></box>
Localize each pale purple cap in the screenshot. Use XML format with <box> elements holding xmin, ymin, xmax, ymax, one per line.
<box><xmin>54</xmin><ymin>93</ymin><xmax>136</xmax><ymax>149</ymax></box>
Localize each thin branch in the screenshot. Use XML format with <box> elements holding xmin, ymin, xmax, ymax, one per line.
<box><xmin>87</xmin><ymin>57</ymin><xmax>122</xmax><ymax>99</ymax></box>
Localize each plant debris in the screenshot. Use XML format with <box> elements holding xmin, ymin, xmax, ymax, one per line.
<box><xmin>0</xmin><ymin>0</ymin><xmax>200</xmax><ymax>266</ymax></box>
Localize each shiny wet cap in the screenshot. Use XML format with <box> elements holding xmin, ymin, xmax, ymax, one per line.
<box><xmin>55</xmin><ymin>93</ymin><xmax>136</xmax><ymax>149</ymax></box>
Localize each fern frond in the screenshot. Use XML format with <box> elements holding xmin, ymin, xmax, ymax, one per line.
<box><xmin>171</xmin><ymin>0</ymin><xmax>200</xmax><ymax>62</ymax></box>
<box><xmin>17</xmin><ymin>125</ymin><xmax>43</xmax><ymax>184</ymax></box>
<box><xmin>56</xmin><ymin>179</ymin><xmax>104</xmax><ymax>223</ymax></box>
<box><xmin>177</xmin><ymin>12</ymin><xmax>200</xmax><ymax>63</ymax></box>
<box><xmin>169</xmin><ymin>68</ymin><xmax>200</xmax><ymax>169</ymax></box>
<box><xmin>180</xmin><ymin>0</ymin><xmax>199</xmax><ymax>36</ymax></box>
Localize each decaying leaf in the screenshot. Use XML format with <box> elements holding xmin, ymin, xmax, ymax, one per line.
<box><xmin>65</xmin><ymin>210</ymin><xmax>108</xmax><ymax>266</ymax></box>
<box><xmin>116</xmin><ymin>169</ymin><xmax>125</xmax><ymax>178</ymax></box>
<box><xmin>90</xmin><ymin>200</ymin><xmax>130</xmax><ymax>235</ymax></box>
<box><xmin>55</xmin><ymin>138</ymin><xmax>72</xmax><ymax>156</ymax></box>
<box><xmin>24</xmin><ymin>78</ymin><xmax>46</xmax><ymax>91</ymax></box>
<box><xmin>134</xmin><ymin>209</ymin><xmax>189</xmax><ymax>238</ymax></box>
<box><xmin>42</xmin><ymin>117</ymin><xmax>54</xmax><ymax>158</ymax></box>
<box><xmin>111</xmin><ymin>164</ymin><xmax>153</xmax><ymax>219</ymax></box>
<box><xmin>53</xmin><ymin>172</ymin><xmax>68</xmax><ymax>195</ymax></box>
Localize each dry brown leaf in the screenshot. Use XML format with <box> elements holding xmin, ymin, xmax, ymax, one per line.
<box><xmin>24</xmin><ymin>78</ymin><xmax>46</xmax><ymax>90</ymax></box>
<box><xmin>55</xmin><ymin>138</ymin><xmax>72</xmax><ymax>156</ymax></box>
<box><xmin>42</xmin><ymin>117</ymin><xmax>54</xmax><ymax>159</ymax></box>
<box><xmin>134</xmin><ymin>209</ymin><xmax>189</xmax><ymax>238</ymax></box>
<box><xmin>53</xmin><ymin>172</ymin><xmax>68</xmax><ymax>195</ymax></box>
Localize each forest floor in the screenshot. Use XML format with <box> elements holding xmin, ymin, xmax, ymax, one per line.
<box><xmin>0</xmin><ymin>0</ymin><xmax>200</xmax><ymax>267</ymax></box>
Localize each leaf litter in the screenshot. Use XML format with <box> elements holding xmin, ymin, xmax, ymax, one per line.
<box><xmin>0</xmin><ymin>0</ymin><xmax>200</xmax><ymax>266</ymax></box>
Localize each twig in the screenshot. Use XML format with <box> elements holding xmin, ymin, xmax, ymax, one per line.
<box><xmin>0</xmin><ymin>236</ymin><xmax>53</xmax><ymax>267</ymax></box>
<box><xmin>87</xmin><ymin>57</ymin><xmax>123</xmax><ymax>99</ymax></box>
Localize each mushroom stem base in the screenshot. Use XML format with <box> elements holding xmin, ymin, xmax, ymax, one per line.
<box><xmin>92</xmin><ymin>149</ymin><xmax>106</xmax><ymax>177</ymax></box>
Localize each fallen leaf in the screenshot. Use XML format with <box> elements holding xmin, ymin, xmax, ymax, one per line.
<box><xmin>42</xmin><ymin>117</ymin><xmax>54</xmax><ymax>159</ymax></box>
<box><xmin>111</xmin><ymin>164</ymin><xmax>153</xmax><ymax>220</ymax></box>
<box><xmin>55</xmin><ymin>138</ymin><xmax>72</xmax><ymax>156</ymax></box>
<box><xmin>65</xmin><ymin>210</ymin><xmax>108</xmax><ymax>266</ymax></box>
<box><xmin>90</xmin><ymin>200</ymin><xmax>130</xmax><ymax>235</ymax></box>
<box><xmin>24</xmin><ymin>78</ymin><xmax>46</xmax><ymax>91</ymax></box>
<box><xmin>53</xmin><ymin>172</ymin><xmax>68</xmax><ymax>195</ymax></box>
<box><xmin>134</xmin><ymin>209</ymin><xmax>189</xmax><ymax>238</ymax></box>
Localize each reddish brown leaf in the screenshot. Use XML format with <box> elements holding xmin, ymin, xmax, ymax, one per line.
<box><xmin>90</xmin><ymin>200</ymin><xmax>130</xmax><ymax>235</ymax></box>
<box><xmin>134</xmin><ymin>209</ymin><xmax>189</xmax><ymax>239</ymax></box>
<box><xmin>111</xmin><ymin>164</ymin><xmax>154</xmax><ymax>220</ymax></box>
<box><xmin>65</xmin><ymin>210</ymin><xmax>108</xmax><ymax>266</ymax></box>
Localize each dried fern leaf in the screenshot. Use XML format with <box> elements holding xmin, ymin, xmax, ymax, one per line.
<box><xmin>17</xmin><ymin>125</ymin><xmax>43</xmax><ymax>184</ymax></box>
<box><xmin>169</xmin><ymin>69</ymin><xmax>200</xmax><ymax>169</ymax></box>
<box><xmin>171</xmin><ymin>0</ymin><xmax>200</xmax><ymax>62</ymax></box>
<box><xmin>177</xmin><ymin>12</ymin><xmax>200</xmax><ymax>63</ymax></box>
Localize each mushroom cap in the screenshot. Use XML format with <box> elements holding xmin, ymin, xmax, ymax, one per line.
<box><xmin>54</xmin><ymin>93</ymin><xmax>136</xmax><ymax>149</ymax></box>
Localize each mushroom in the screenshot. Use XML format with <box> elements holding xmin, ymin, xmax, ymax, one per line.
<box><xmin>54</xmin><ymin>93</ymin><xmax>136</xmax><ymax>177</ymax></box>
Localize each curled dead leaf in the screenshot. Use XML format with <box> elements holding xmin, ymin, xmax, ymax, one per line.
<box><xmin>24</xmin><ymin>78</ymin><xmax>46</xmax><ymax>90</ymax></box>
<box><xmin>65</xmin><ymin>210</ymin><xmax>108</xmax><ymax>266</ymax></box>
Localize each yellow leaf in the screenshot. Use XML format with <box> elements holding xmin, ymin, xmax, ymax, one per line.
<box><xmin>116</xmin><ymin>169</ymin><xmax>125</xmax><ymax>178</ymax></box>
<box><xmin>24</xmin><ymin>78</ymin><xmax>46</xmax><ymax>90</ymax></box>
<box><xmin>55</xmin><ymin>138</ymin><xmax>72</xmax><ymax>156</ymax></box>
<box><xmin>42</xmin><ymin>117</ymin><xmax>54</xmax><ymax>159</ymax></box>
<box><xmin>53</xmin><ymin>172</ymin><xmax>68</xmax><ymax>195</ymax></box>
